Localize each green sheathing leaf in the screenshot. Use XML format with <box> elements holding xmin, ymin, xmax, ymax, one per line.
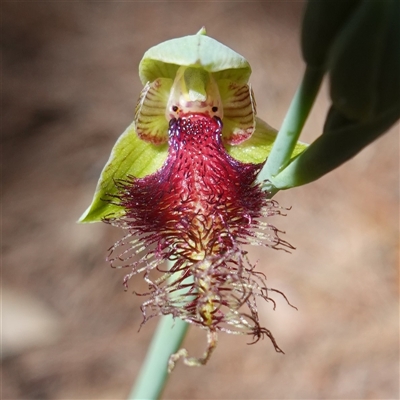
<box><xmin>225</xmin><ymin>117</ymin><xmax>307</xmax><ymax>165</ymax></box>
<box><xmin>78</xmin><ymin>122</ymin><xmax>168</xmax><ymax>223</ymax></box>
<box><xmin>269</xmin><ymin>104</ymin><xmax>400</xmax><ymax>190</ymax></box>
<box><xmin>139</xmin><ymin>34</ymin><xmax>251</xmax><ymax>85</ymax></box>
<box><xmin>301</xmin><ymin>0</ymin><xmax>361</xmax><ymax>68</ymax></box>
<box><xmin>328</xmin><ymin>0</ymin><xmax>392</xmax><ymax>121</ymax></box>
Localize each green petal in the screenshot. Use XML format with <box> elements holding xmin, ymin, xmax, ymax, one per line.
<box><xmin>139</xmin><ymin>33</ymin><xmax>251</xmax><ymax>85</ymax></box>
<box><xmin>135</xmin><ymin>78</ymin><xmax>172</xmax><ymax>144</ymax></box>
<box><xmin>78</xmin><ymin>122</ymin><xmax>168</xmax><ymax>223</ymax></box>
<box><xmin>225</xmin><ymin>117</ymin><xmax>307</xmax><ymax>165</ymax></box>
<box><xmin>219</xmin><ymin>80</ymin><xmax>255</xmax><ymax>144</ymax></box>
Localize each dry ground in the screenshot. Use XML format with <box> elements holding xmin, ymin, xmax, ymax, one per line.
<box><xmin>2</xmin><ymin>2</ymin><xmax>399</xmax><ymax>399</ymax></box>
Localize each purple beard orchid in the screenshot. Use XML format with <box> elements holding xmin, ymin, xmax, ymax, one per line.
<box><xmin>79</xmin><ymin>29</ymin><xmax>302</xmax><ymax>368</ymax></box>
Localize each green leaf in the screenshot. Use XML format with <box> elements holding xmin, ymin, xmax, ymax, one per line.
<box><xmin>281</xmin><ymin>0</ymin><xmax>400</xmax><ymax>192</ymax></box>
<box><xmin>269</xmin><ymin>104</ymin><xmax>400</xmax><ymax>190</ymax></box>
<box><xmin>78</xmin><ymin>122</ymin><xmax>168</xmax><ymax>223</ymax></box>
<box><xmin>301</xmin><ymin>0</ymin><xmax>361</xmax><ymax>68</ymax></box>
<box><xmin>328</xmin><ymin>0</ymin><xmax>393</xmax><ymax>121</ymax></box>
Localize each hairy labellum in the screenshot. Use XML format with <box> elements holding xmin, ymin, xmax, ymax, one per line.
<box><xmin>107</xmin><ymin>114</ymin><xmax>294</xmax><ymax>368</ymax></box>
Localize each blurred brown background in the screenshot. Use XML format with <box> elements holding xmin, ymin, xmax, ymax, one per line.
<box><xmin>2</xmin><ymin>2</ymin><xmax>399</xmax><ymax>399</ymax></box>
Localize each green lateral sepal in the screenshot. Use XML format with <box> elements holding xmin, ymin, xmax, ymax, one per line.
<box><xmin>78</xmin><ymin>122</ymin><xmax>168</xmax><ymax>223</ymax></box>
<box><xmin>226</xmin><ymin>117</ymin><xmax>308</xmax><ymax>165</ymax></box>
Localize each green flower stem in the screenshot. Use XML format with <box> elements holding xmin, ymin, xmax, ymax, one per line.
<box><xmin>128</xmin><ymin>315</ymin><xmax>189</xmax><ymax>400</ymax></box>
<box><xmin>259</xmin><ymin>66</ymin><xmax>324</xmax><ymax>193</ymax></box>
<box><xmin>128</xmin><ymin>268</ymin><xmax>193</xmax><ymax>400</ymax></box>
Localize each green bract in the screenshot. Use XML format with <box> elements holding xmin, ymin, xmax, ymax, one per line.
<box><xmin>79</xmin><ymin>29</ymin><xmax>306</xmax><ymax>223</ymax></box>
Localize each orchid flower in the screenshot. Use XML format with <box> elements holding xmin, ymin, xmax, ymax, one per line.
<box><xmin>79</xmin><ymin>28</ymin><xmax>306</xmax><ymax>369</ymax></box>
